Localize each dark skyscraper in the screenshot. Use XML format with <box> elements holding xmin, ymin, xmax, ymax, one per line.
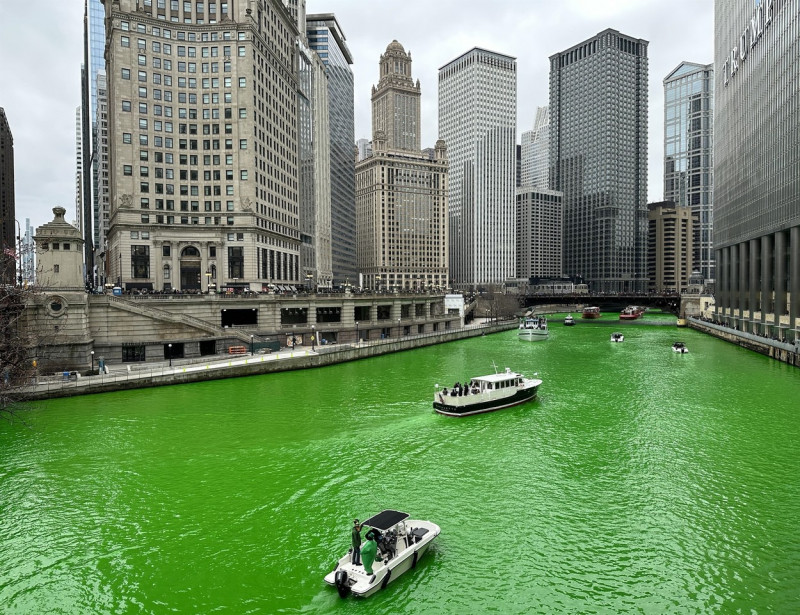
<box><xmin>0</xmin><ymin>108</ymin><xmax>16</xmax><ymax>285</ymax></box>
<box><xmin>307</xmin><ymin>14</ymin><xmax>357</xmax><ymax>287</ymax></box>
<box><xmin>549</xmin><ymin>29</ymin><xmax>649</xmax><ymax>293</ymax></box>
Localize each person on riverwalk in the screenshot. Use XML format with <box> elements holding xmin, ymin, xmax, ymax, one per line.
<box><xmin>351</xmin><ymin>519</ymin><xmax>362</xmax><ymax>566</ymax></box>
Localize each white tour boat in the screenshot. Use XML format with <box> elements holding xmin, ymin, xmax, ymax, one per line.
<box><xmin>324</xmin><ymin>510</ymin><xmax>440</xmax><ymax>598</ymax></box>
<box><xmin>433</xmin><ymin>367</ymin><xmax>542</xmax><ymax>417</ymax></box>
<box><xmin>564</xmin><ymin>314</ymin><xmax>575</xmax><ymax>326</ymax></box>
<box><xmin>610</xmin><ymin>332</ymin><xmax>624</xmax><ymax>342</ymax></box>
<box><xmin>672</xmin><ymin>341</ymin><xmax>689</xmax><ymax>353</ymax></box>
<box><xmin>518</xmin><ymin>315</ymin><xmax>549</xmax><ymax>341</ymax></box>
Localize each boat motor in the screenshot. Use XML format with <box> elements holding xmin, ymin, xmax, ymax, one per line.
<box><xmin>334</xmin><ymin>569</ymin><xmax>350</xmax><ymax>598</ymax></box>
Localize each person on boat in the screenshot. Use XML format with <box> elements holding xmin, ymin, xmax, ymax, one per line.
<box><xmin>360</xmin><ymin>530</ymin><xmax>378</xmax><ymax>574</ymax></box>
<box><xmin>351</xmin><ymin>519</ymin><xmax>362</xmax><ymax>566</ymax></box>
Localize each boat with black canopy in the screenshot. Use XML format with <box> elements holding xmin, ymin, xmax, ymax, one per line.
<box><xmin>324</xmin><ymin>509</ymin><xmax>440</xmax><ymax>598</ymax></box>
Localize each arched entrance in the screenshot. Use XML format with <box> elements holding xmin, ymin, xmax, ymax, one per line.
<box><xmin>180</xmin><ymin>246</ymin><xmax>201</xmax><ymax>290</ymax></box>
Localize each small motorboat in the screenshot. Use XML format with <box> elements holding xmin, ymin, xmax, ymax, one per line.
<box><xmin>324</xmin><ymin>510</ymin><xmax>440</xmax><ymax>598</ymax></box>
<box><xmin>518</xmin><ymin>315</ymin><xmax>548</xmax><ymax>341</ymax></box>
<box><xmin>619</xmin><ymin>306</ymin><xmax>644</xmax><ymax>320</ymax></box>
<box><xmin>564</xmin><ymin>314</ymin><xmax>575</xmax><ymax>326</ymax></box>
<box><xmin>610</xmin><ymin>332</ymin><xmax>624</xmax><ymax>342</ymax></box>
<box><xmin>582</xmin><ymin>306</ymin><xmax>601</xmax><ymax>319</ymax></box>
<box><xmin>672</xmin><ymin>341</ymin><xmax>689</xmax><ymax>353</ymax></box>
<box><xmin>434</xmin><ymin>366</ymin><xmax>542</xmax><ymax>417</ymax></box>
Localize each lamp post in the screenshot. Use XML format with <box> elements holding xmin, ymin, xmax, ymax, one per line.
<box><xmin>118</xmin><ymin>251</ymin><xmax>122</xmax><ymax>288</ymax></box>
<box><xmin>205</xmin><ymin>269</ymin><xmax>212</xmax><ymax>293</ymax></box>
<box><xmin>311</xmin><ymin>324</ymin><xmax>316</xmax><ymax>350</ymax></box>
<box><xmin>168</xmin><ymin>343</ymin><xmax>172</xmax><ymax>367</ymax></box>
<box><xmin>398</xmin><ymin>317</ymin><xmax>401</xmax><ymax>337</ymax></box>
<box><xmin>90</xmin><ymin>350</ymin><xmax>95</xmax><ymax>374</ymax></box>
<box><xmin>250</xmin><ymin>334</ymin><xmax>254</xmax><ymax>356</ymax></box>
<box><xmin>15</xmin><ymin>219</ymin><xmax>22</xmax><ymax>286</ymax></box>
<box><xmin>356</xmin><ymin>321</ymin><xmax>359</xmax><ymax>345</ymax></box>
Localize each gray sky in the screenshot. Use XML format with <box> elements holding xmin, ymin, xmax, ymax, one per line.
<box><xmin>1</xmin><ymin>0</ymin><xmax>713</xmax><ymax>234</ymax></box>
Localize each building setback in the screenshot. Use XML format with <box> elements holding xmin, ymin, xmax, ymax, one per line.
<box><xmin>103</xmin><ymin>0</ymin><xmax>301</xmax><ymax>292</ymax></box>
<box><xmin>713</xmin><ymin>0</ymin><xmax>800</xmax><ymax>339</ymax></box>
<box><xmin>356</xmin><ymin>41</ymin><xmax>449</xmax><ymax>292</ymax></box>
<box><xmin>549</xmin><ymin>29</ymin><xmax>649</xmax><ymax>293</ymax></box>
<box><xmin>647</xmin><ymin>200</ymin><xmax>697</xmax><ymax>293</ymax></box>
<box><xmin>307</xmin><ymin>13</ymin><xmax>357</xmax><ymax>288</ymax></box>
<box><xmin>663</xmin><ymin>61</ymin><xmax>714</xmax><ymax>285</ymax></box>
<box><xmin>520</xmin><ymin>105</ymin><xmax>550</xmax><ymax>190</ymax></box>
<box><xmin>439</xmin><ymin>47</ymin><xmax>517</xmax><ymax>289</ymax></box>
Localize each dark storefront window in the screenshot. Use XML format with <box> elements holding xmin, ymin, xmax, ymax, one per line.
<box><xmin>228</xmin><ymin>246</ymin><xmax>243</xmax><ymax>278</ymax></box>
<box><xmin>131</xmin><ymin>245</ymin><xmax>150</xmax><ymax>278</ymax></box>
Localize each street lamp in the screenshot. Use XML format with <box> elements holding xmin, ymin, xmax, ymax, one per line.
<box><xmin>90</xmin><ymin>350</ymin><xmax>95</xmax><ymax>374</ymax></box>
<box><xmin>398</xmin><ymin>317</ymin><xmax>401</xmax><ymax>337</ymax></box>
<box><xmin>250</xmin><ymin>334</ymin><xmax>254</xmax><ymax>356</ymax></box>
<box><xmin>311</xmin><ymin>324</ymin><xmax>316</xmax><ymax>350</ymax></box>
<box><xmin>168</xmin><ymin>343</ymin><xmax>173</xmax><ymax>367</ymax></box>
<box><xmin>205</xmin><ymin>269</ymin><xmax>212</xmax><ymax>293</ymax></box>
<box><xmin>356</xmin><ymin>321</ymin><xmax>359</xmax><ymax>345</ymax></box>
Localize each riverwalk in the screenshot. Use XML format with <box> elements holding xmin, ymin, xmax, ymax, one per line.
<box><xmin>21</xmin><ymin>319</ymin><xmax>516</xmax><ymax>400</ymax></box>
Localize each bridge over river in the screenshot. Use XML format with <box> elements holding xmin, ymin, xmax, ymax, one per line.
<box><xmin>521</xmin><ymin>293</ymin><xmax>681</xmax><ymax>315</ymax></box>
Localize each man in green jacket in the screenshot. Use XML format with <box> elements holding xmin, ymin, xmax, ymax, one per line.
<box><xmin>351</xmin><ymin>519</ymin><xmax>362</xmax><ymax>566</ymax></box>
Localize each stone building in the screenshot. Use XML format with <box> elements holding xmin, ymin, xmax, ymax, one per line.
<box><xmin>647</xmin><ymin>200</ymin><xmax>697</xmax><ymax>293</ymax></box>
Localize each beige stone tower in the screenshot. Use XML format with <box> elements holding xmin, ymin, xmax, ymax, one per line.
<box><xmin>371</xmin><ymin>40</ymin><xmax>421</xmax><ymax>153</ymax></box>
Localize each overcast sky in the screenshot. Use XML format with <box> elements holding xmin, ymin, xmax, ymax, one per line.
<box><xmin>1</xmin><ymin>0</ymin><xmax>713</xmax><ymax>234</ymax></box>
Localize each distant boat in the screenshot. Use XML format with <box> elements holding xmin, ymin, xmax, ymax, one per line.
<box><xmin>619</xmin><ymin>306</ymin><xmax>644</xmax><ymax>320</ymax></box>
<box><xmin>610</xmin><ymin>332</ymin><xmax>624</xmax><ymax>342</ymax></box>
<box><xmin>672</xmin><ymin>341</ymin><xmax>689</xmax><ymax>353</ymax></box>
<box><xmin>564</xmin><ymin>314</ymin><xmax>575</xmax><ymax>326</ymax></box>
<box><xmin>582</xmin><ymin>306</ymin><xmax>601</xmax><ymax>319</ymax></box>
<box><xmin>518</xmin><ymin>315</ymin><xmax>549</xmax><ymax>341</ymax></box>
<box><xmin>676</xmin><ymin>318</ymin><xmax>688</xmax><ymax>327</ymax></box>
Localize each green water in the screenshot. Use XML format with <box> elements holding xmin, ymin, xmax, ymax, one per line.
<box><xmin>2</xmin><ymin>314</ymin><xmax>800</xmax><ymax>614</ymax></box>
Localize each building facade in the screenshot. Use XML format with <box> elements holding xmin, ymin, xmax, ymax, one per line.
<box><xmin>549</xmin><ymin>29</ymin><xmax>649</xmax><ymax>293</ymax></box>
<box><xmin>663</xmin><ymin>61</ymin><xmax>714</xmax><ymax>284</ymax></box>
<box><xmin>103</xmin><ymin>0</ymin><xmax>302</xmax><ymax>292</ymax></box>
<box><xmin>0</xmin><ymin>107</ymin><xmax>15</xmax><ymax>285</ymax></box>
<box><xmin>647</xmin><ymin>200</ymin><xmax>697</xmax><ymax>293</ymax></box>
<box><xmin>355</xmin><ymin>41</ymin><xmax>449</xmax><ymax>292</ymax></box>
<box><xmin>307</xmin><ymin>13</ymin><xmax>357</xmax><ymax>287</ymax></box>
<box><xmin>520</xmin><ymin>105</ymin><xmax>549</xmax><ymax>190</ymax></box>
<box><xmin>438</xmin><ymin>47</ymin><xmax>517</xmax><ymax>289</ymax></box>
<box><xmin>516</xmin><ymin>188</ymin><xmax>563</xmax><ymax>280</ymax></box>
<box><xmin>714</xmin><ymin>0</ymin><xmax>800</xmax><ymax>339</ymax></box>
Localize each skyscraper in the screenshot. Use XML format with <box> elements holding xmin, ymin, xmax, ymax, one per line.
<box><xmin>439</xmin><ymin>47</ymin><xmax>517</xmax><ymax>289</ymax></box>
<box><xmin>356</xmin><ymin>41</ymin><xmax>449</xmax><ymax>292</ymax></box>
<box><xmin>647</xmin><ymin>200</ymin><xmax>697</xmax><ymax>293</ymax></box>
<box><xmin>520</xmin><ymin>105</ymin><xmax>549</xmax><ymax>190</ymax></box>
<box><xmin>104</xmin><ymin>0</ymin><xmax>301</xmax><ymax>292</ymax></box>
<box><xmin>307</xmin><ymin>13</ymin><xmax>357</xmax><ymax>288</ymax></box>
<box><xmin>549</xmin><ymin>29</ymin><xmax>649</xmax><ymax>293</ymax></box>
<box><xmin>0</xmin><ymin>107</ymin><xmax>15</xmax><ymax>285</ymax></box>
<box><xmin>714</xmin><ymin>0</ymin><xmax>800</xmax><ymax>339</ymax></box>
<box><xmin>663</xmin><ymin>62</ymin><xmax>714</xmax><ymax>284</ymax></box>
<box><xmin>516</xmin><ymin>188</ymin><xmax>562</xmax><ymax>280</ymax></box>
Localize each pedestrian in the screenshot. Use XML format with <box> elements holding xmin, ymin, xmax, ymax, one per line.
<box><xmin>351</xmin><ymin>519</ymin><xmax>362</xmax><ymax>566</ymax></box>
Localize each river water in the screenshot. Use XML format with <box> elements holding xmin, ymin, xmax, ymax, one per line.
<box><xmin>2</xmin><ymin>312</ymin><xmax>799</xmax><ymax>614</ymax></box>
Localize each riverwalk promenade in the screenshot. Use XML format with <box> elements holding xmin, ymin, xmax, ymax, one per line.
<box><xmin>21</xmin><ymin>319</ymin><xmax>516</xmax><ymax>401</ymax></box>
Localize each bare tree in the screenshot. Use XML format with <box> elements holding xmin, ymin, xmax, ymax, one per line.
<box><xmin>0</xmin><ymin>284</ymin><xmax>39</xmax><ymax>419</ymax></box>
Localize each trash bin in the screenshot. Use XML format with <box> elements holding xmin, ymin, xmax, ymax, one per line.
<box><xmin>113</xmin><ymin>286</ymin><xmax>122</xmax><ymax>296</ymax></box>
<box><xmin>98</xmin><ymin>358</ymin><xmax>105</xmax><ymax>371</ymax></box>
<box><xmin>63</xmin><ymin>371</ymin><xmax>70</xmax><ymax>381</ymax></box>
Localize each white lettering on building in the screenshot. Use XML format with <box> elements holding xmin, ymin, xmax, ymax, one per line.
<box><xmin>722</xmin><ymin>0</ymin><xmax>778</xmax><ymax>86</ymax></box>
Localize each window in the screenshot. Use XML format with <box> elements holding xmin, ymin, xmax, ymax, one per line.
<box><xmin>163</xmin><ymin>245</ymin><xmax>171</xmax><ymax>257</ymax></box>
<box><xmin>121</xmin><ymin>36</ymin><xmax>130</xmax><ymax>47</ymax></box>
<box><xmin>240</xmin><ymin>170</ymin><xmax>247</xmax><ymax>180</ymax></box>
<box><xmin>131</xmin><ymin>245</ymin><xmax>150</xmax><ymax>278</ymax></box>
<box><xmin>239</xmin><ymin>139</ymin><xmax>246</xmax><ymax>149</ymax></box>
<box><xmin>122</xmin><ymin>100</ymin><xmax>132</xmax><ymax>112</ymax></box>
<box><xmin>122</xmin><ymin>68</ymin><xmax>131</xmax><ymax>79</ymax></box>
<box><xmin>238</xmin><ymin>77</ymin><xmax>246</xmax><ymax>88</ymax></box>
<box><xmin>228</xmin><ymin>246</ymin><xmax>243</xmax><ymax>278</ymax></box>
<box><xmin>123</xmin><ymin>165</ymin><xmax>133</xmax><ymax>176</ymax></box>
<box><xmin>123</xmin><ymin>132</ymin><xmax>132</xmax><ymax>144</ymax></box>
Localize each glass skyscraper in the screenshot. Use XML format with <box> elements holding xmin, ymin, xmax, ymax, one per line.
<box><xmin>549</xmin><ymin>29</ymin><xmax>649</xmax><ymax>293</ymax></box>
<box><xmin>714</xmin><ymin>0</ymin><xmax>800</xmax><ymax>339</ymax></box>
<box><xmin>439</xmin><ymin>47</ymin><xmax>517</xmax><ymax>289</ymax></box>
<box><xmin>307</xmin><ymin>14</ymin><xmax>357</xmax><ymax>287</ymax></box>
<box><xmin>663</xmin><ymin>61</ymin><xmax>714</xmax><ymax>284</ymax></box>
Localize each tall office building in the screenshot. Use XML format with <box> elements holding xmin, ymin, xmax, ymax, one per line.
<box><xmin>355</xmin><ymin>41</ymin><xmax>449</xmax><ymax>292</ymax></box>
<box><xmin>355</xmin><ymin>138</ymin><xmax>372</xmax><ymax>162</ymax></box>
<box><xmin>714</xmin><ymin>0</ymin><xmax>800</xmax><ymax>339</ymax></box>
<box><xmin>663</xmin><ymin>61</ymin><xmax>714</xmax><ymax>285</ymax></box>
<box><xmin>516</xmin><ymin>188</ymin><xmax>562</xmax><ymax>280</ymax></box>
<box><xmin>297</xmin><ymin>35</ymin><xmax>333</xmax><ymax>288</ymax></box>
<box><xmin>94</xmin><ymin>71</ymin><xmax>111</xmax><ymax>285</ymax></box>
<box><xmin>439</xmin><ymin>47</ymin><xmax>517</xmax><ymax>289</ymax></box>
<box><xmin>647</xmin><ymin>200</ymin><xmax>697</xmax><ymax>293</ymax></box>
<box><xmin>104</xmin><ymin>0</ymin><xmax>301</xmax><ymax>292</ymax></box>
<box><xmin>520</xmin><ymin>105</ymin><xmax>549</xmax><ymax>189</ymax></box>
<box><xmin>0</xmin><ymin>108</ymin><xmax>15</xmax><ymax>285</ymax></box>
<box><xmin>307</xmin><ymin>13</ymin><xmax>356</xmax><ymax>287</ymax></box>
<box><xmin>75</xmin><ymin>106</ymin><xmax>85</xmax><ymax>233</ymax></box>
<box><xmin>549</xmin><ymin>29</ymin><xmax>649</xmax><ymax>293</ymax></box>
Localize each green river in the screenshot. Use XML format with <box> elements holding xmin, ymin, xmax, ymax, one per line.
<box><xmin>2</xmin><ymin>312</ymin><xmax>799</xmax><ymax>614</ymax></box>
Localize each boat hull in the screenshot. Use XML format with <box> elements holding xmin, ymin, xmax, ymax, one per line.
<box><xmin>517</xmin><ymin>330</ymin><xmax>548</xmax><ymax>341</ymax></box>
<box><xmin>433</xmin><ymin>385</ymin><xmax>539</xmax><ymax>417</ymax></box>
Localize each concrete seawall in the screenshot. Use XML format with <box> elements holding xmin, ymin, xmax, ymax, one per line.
<box><xmin>22</xmin><ymin>321</ymin><xmax>517</xmax><ymax>401</ymax></box>
<box><xmin>688</xmin><ymin>317</ymin><xmax>800</xmax><ymax>367</ymax></box>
